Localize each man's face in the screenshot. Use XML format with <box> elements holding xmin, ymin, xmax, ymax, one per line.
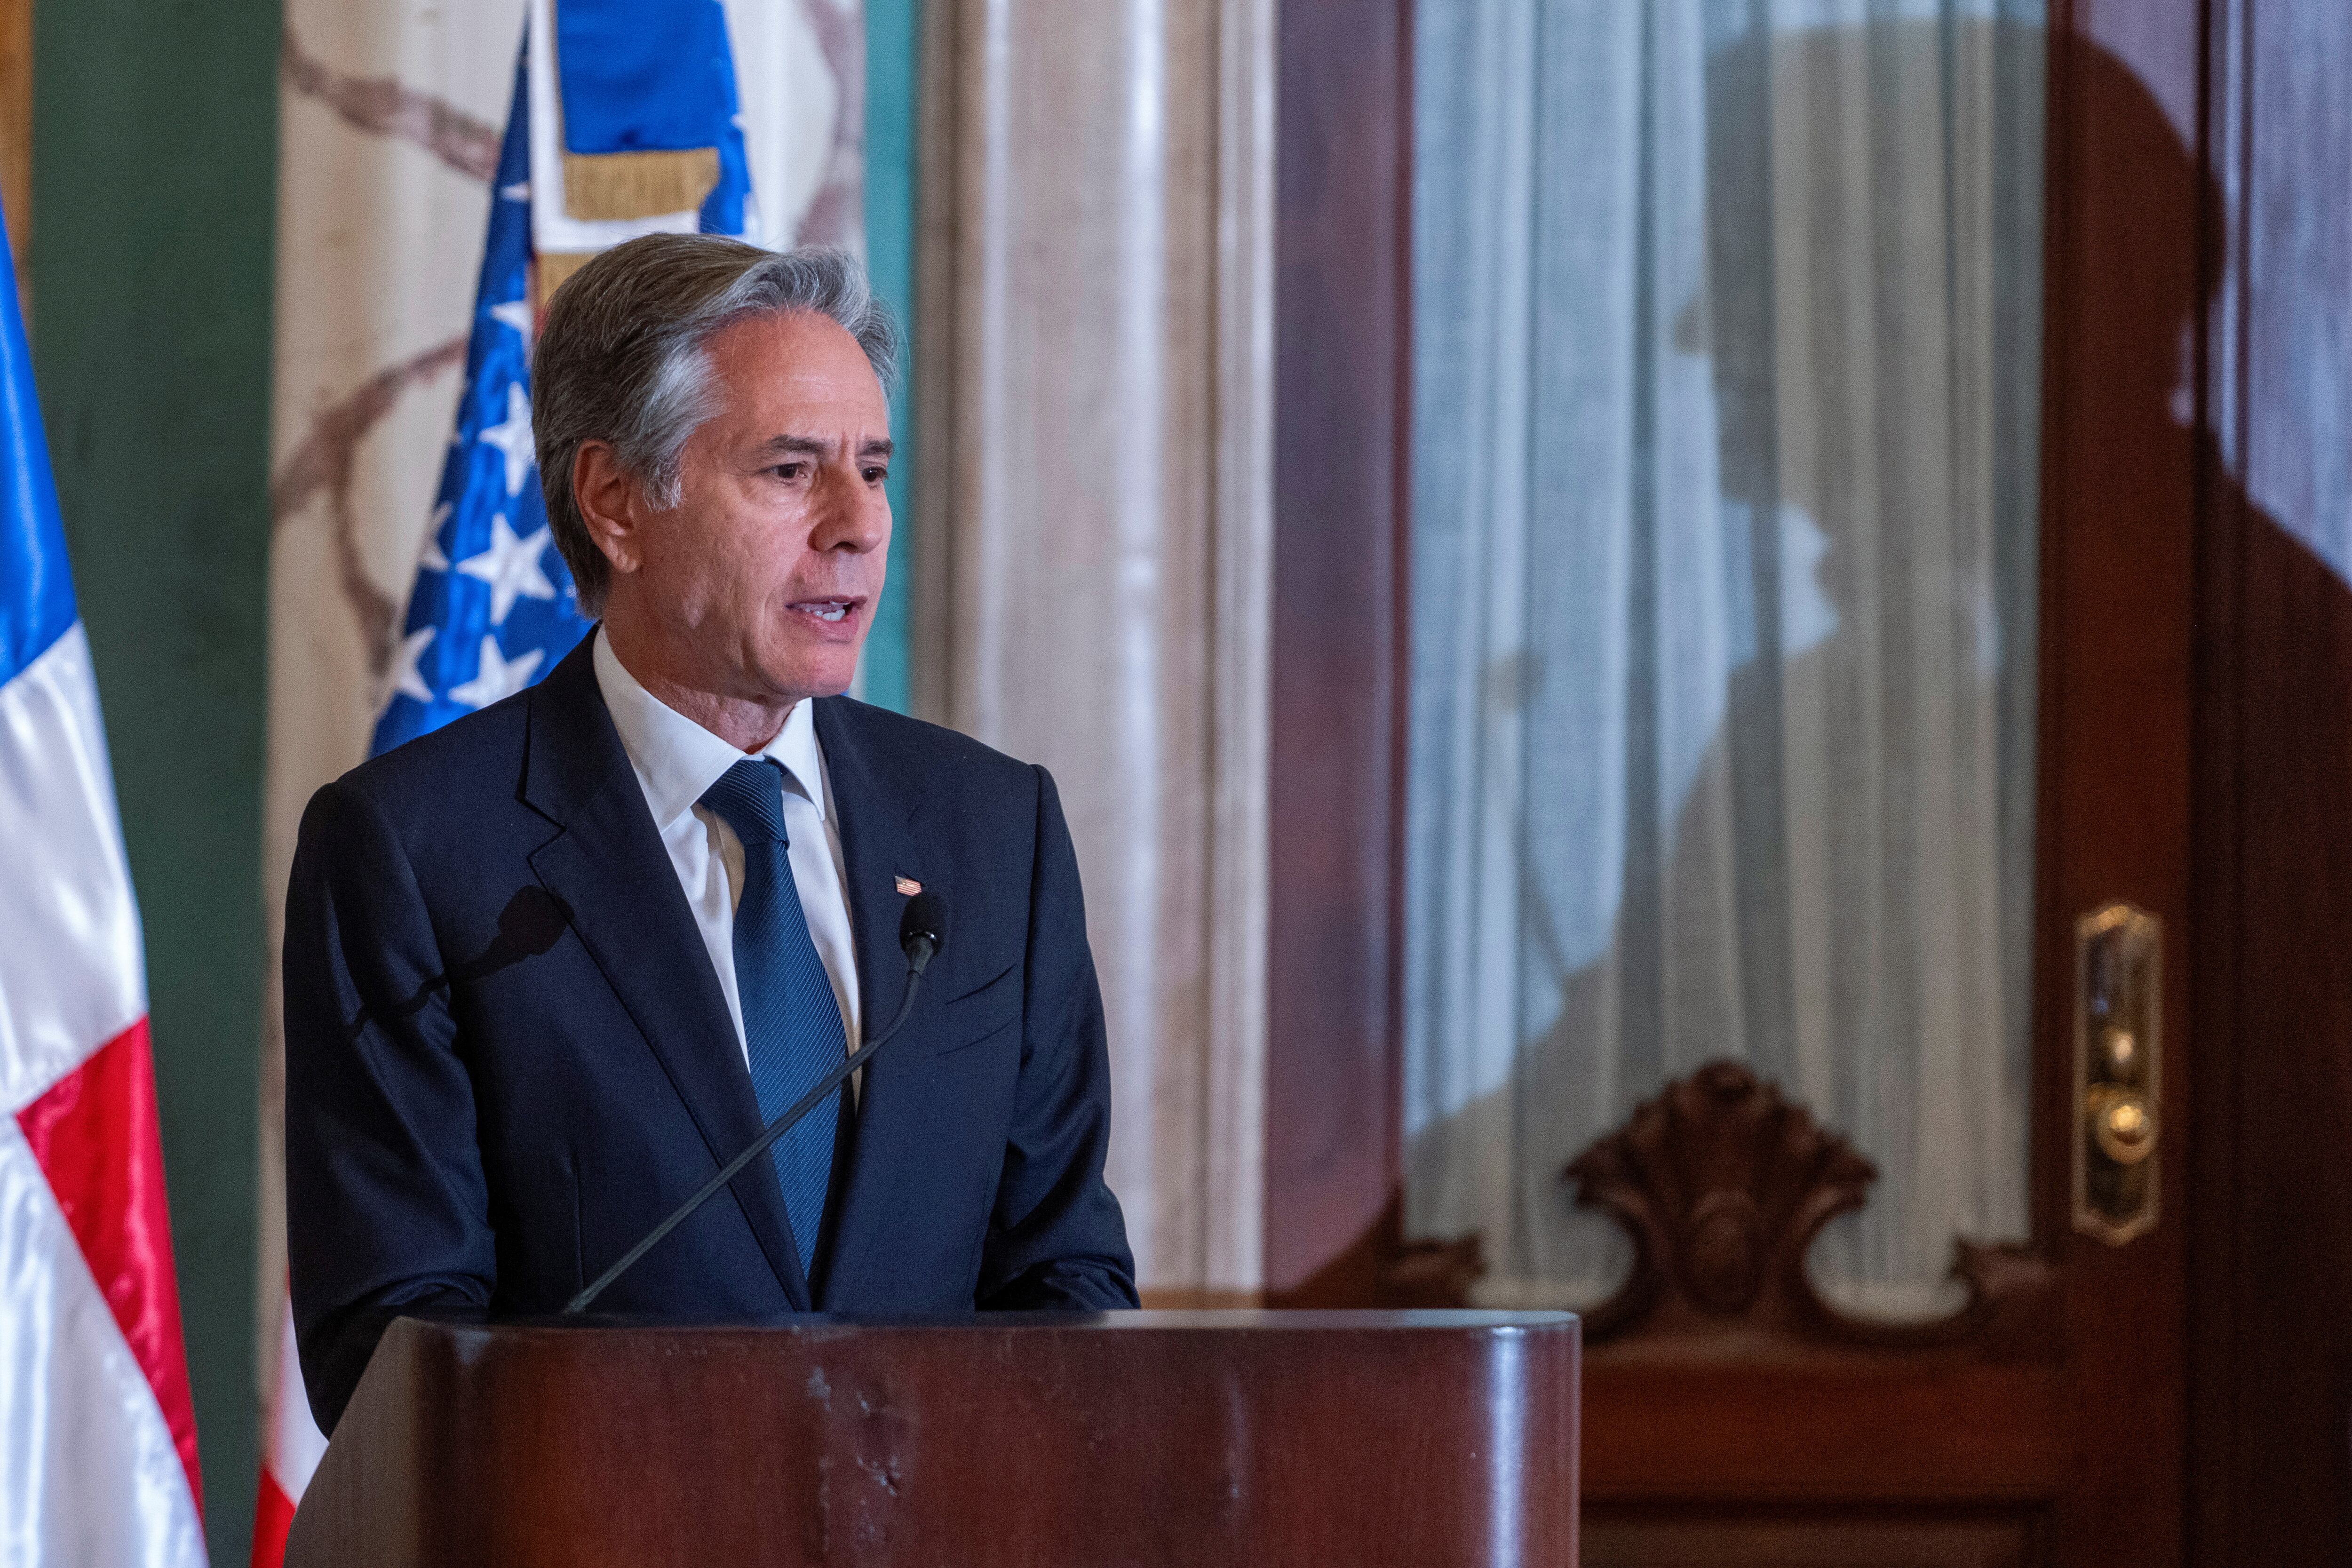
<box><xmin>627</xmin><ymin>309</ymin><xmax>892</xmax><ymax>704</ymax></box>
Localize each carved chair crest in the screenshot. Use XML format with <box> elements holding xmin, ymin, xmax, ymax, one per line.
<box><xmin>1563</xmin><ymin>1060</ymin><xmax>2052</xmax><ymax>1352</ymax></box>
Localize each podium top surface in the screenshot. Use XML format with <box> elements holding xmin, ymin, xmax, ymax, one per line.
<box><xmin>293</xmin><ymin>1309</ymin><xmax>1581</xmax><ymax>1568</ymax></box>
<box><xmin>485</xmin><ymin>1307</ymin><xmax>1578</xmax><ymax>1334</ymax></box>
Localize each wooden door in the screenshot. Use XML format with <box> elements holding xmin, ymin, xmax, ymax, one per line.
<box><xmin>1265</xmin><ymin>2</ymin><xmax>2208</xmax><ymax>1561</ymax></box>
<box><xmin>2189</xmin><ymin>0</ymin><xmax>2352</xmax><ymax>1557</ymax></box>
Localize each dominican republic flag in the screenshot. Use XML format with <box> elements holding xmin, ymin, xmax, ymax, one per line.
<box><xmin>253</xmin><ymin>8</ymin><xmax>755</xmax><ymax>1560</ymax></box>
<box><xmin>0</xmin><ymin>211</ymin><xmax>207</xmax><ymax>1562</ymax></box>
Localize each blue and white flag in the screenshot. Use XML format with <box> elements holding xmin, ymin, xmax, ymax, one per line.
<box><xmin>528</xmin><ymin>0</ymin><xmax>760</xmax><ymax>263</ymax></box>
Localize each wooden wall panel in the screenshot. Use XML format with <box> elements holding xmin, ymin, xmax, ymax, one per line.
<box><xmin>1586</xmin><ymin>1511</ymin><xmax>2047</xmax><ymax>1568</ymax></box>
<box><xmin>1262</xmin><ymin>0</ymin><xmax>1413</xmax><ymax>1299</ymax></box>
<box><xmin>2190</xmin><ymin>0</ymin><xmax>2352</xmax><ymax>1558</ymax></box>
<box><xmin>2028</xmin><ymin>8</ymin><xmax>2203</xmax><ymax>1559</ymax></box>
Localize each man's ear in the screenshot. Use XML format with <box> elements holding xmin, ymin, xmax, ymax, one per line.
<box><xmin>573</xmin><ymin>441</ymin><xmax>644</xmax><ymax>576</ymax></box>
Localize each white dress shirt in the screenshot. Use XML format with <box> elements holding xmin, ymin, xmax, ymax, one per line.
<box><xmin>591</xmin><ymin>630</ymin><xmax>862</xmax><ymax>1070</ymax></box>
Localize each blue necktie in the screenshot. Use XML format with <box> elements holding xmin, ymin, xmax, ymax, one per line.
<box><xmin>699</xmin><ymin>758</ymin><xmax>846</xmax><ymax>1274</ymax></box>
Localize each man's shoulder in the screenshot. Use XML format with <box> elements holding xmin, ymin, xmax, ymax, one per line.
<box><xmin>817</xmin><ymin>694</ymin><xmax>1040</xmax><ymax>793</ymax></box>
<box><xmin>322</xmin><ymin>684</ymin><xmax>535</xmax><ymax>826</ymax></box>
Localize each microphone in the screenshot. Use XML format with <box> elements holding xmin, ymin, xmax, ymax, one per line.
<box><xmin>564</xmin><ymin>891</ymin><xmax>948</xmax><ymax>1313</ymax></box>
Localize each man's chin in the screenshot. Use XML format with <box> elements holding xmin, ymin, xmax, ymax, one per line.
<box><xmin>757</xmin><ymin>641</ymin><xmax>866</xmax><ymax>703</ymax></box>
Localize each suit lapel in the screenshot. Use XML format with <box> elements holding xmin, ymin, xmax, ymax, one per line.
<box><xmin>520</xmin><ymin>640</ymin><xmax>810</xmax><ymax>1310</ymax></box>
<box><xmin>811</xmin><ymin>698</ymin><xmax>932</xmax><ymax>1304</ymax></box>
<box><xmin>816</xmin><ymin>698</ymin><xmax>921</xmax><ymax>1042</ymax></box>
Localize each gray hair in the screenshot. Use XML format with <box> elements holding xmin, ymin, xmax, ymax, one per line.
<box><xmin>532</xmin><ymin>234</ymin><xmax>899</xmax><ymax>616</ymax></box>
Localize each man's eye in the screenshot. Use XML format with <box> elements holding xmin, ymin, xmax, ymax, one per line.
<box><xmin>862</xmin><ymin>466</ymin><xmax>888</xmax><ymax>484</ymax></box>
<box><xmin>773</xmin><ymin>462</ymin><xmax>808</xmax><ymax>480</ymax></box>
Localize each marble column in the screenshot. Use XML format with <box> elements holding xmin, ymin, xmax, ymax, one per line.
<box><xmin>913</xmin><ymin>0</ymin><xmax>1273</xmax><ymax>1296</ymax></box>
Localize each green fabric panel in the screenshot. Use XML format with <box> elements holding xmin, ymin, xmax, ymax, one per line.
<box><xmin>30</xmin><ymin>1</ymin><xmax>279</xmax><ymax>1563</ymax></box>
<box><xmin>863</xmin><ymin>0</ymin><xmax>919</xmax><ymax>714</ymax></box>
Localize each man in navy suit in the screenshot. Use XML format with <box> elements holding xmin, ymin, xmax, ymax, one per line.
<box><xmin>283</xmin><ymin>236</ymin><xmax>1136</xmax><ymax>1433</ymax></box>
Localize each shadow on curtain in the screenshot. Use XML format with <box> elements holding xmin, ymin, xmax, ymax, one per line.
<box><xmin>1403</xmin><ymin>6</ymin><xmax>2047</xmax><ymax>1317</ymax></box>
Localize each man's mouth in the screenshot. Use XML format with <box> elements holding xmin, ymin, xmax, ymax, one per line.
<box><xmin>788</xmin><ymin>597</ymin><xmax>861</xmax><ymax>625</ymax></box>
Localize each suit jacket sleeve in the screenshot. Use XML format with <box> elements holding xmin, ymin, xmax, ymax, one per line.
<box><xmin>974</xmin><ymin>766</ymin><xmax>1142</xmax><ymax>1310</ymax></box>
<box><xmin>283</xmin><ymin>777</ymin><xmax>495</xmax><ymax>1433</ymax></box>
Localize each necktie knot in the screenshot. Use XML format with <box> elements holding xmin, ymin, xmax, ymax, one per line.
<box><xmin>700</xmin><ymin>758</ymin><xmax>790</xmax><ymax>845</ymax></box>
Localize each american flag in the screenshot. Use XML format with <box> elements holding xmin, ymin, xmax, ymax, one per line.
<box><xmin>372</xmin><ymin>49</ymin><xmax>591</xmax><ymax>755</ymax></box>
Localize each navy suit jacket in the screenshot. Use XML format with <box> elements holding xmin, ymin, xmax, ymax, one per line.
<box><xmin>283</xmin><ymin>638</ymin><xmax>1136</xmax><ymax>1432</ymax></box>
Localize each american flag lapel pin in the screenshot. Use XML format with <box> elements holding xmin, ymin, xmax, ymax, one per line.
<box><xmin>894</xmin><ymin>876</ymin><xmax>922</xmax><ymax>896</ymax></box>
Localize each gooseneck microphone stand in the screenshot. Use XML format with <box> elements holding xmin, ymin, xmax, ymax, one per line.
<box><xmin>564</xmin><ymin>892</ymin><xmax>946</xmax><ymax>1314</ymax></box>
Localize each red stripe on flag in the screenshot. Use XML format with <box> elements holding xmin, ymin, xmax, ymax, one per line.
<box><xmin>16</xmin><ymin>1017</ymin><xmax>206</xmax><ymax>1516</ymax></box>
<box><xmin>250</xmin><ymin>1468</ymin><xmax>298</xmax><ymax>1568</ymax></box>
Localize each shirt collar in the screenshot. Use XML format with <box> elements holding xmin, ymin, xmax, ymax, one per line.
<box><xmin>591</xmin><ymin>627</ymin><xmax>827</xmax><ymax>830</ymax></box>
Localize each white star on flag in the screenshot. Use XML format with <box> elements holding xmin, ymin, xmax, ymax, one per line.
<box><xmin>455</xmin><ymin>513</ymin><xmax>559</xmax><ymax>624</ymax></box>
<box><xmin>391</xmin><ymin>627</ymin><xmax>437</xmax><ymax>703</ymax></box>
<box><xmin>487</xmin><ymin>300</ymin><xmax>532</xmax><ymax>337</ymax></box>
<box><xmin>447</xmin><ymin>636</ymin><xmax>545</xmax><ymax>710</ymax></box>
<box><xmin>480</xmin><ymin>381</ymin><xmax>535</xmax><ymax>496</ymax></box>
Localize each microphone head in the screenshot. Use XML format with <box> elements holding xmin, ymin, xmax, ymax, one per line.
<box><xmin>899</xmin><ymin>891</ymin><xmax>947</xmax><ymax>974</ymax></box>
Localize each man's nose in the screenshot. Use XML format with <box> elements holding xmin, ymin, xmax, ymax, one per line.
<box><xmin>811</xmin><ymin>463</ymin><xmax>890</xmax><ymax>553</ymax></box>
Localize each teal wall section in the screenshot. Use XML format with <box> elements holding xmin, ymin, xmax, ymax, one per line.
<box><xmin>30</xmin><ymin>0</ymin><xmax>280</xmax><ymax>1562</ymax></box>
<box><xmin>863</xmin><ymin>0</ymin><xmax>919</xmax><ymax>714</ymax></box>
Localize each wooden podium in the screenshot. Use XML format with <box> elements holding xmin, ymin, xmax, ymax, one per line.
<box><xmin>286</xmin><ymin>1309</ymin><xmax>1579</xmax><ymax>1567</ymax></box>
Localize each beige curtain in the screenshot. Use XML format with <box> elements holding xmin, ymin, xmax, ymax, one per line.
<box><xmin>1404</xmin><ymin>4</ymin><xmax>2047</xmax><ymax>1317</ymax></box>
